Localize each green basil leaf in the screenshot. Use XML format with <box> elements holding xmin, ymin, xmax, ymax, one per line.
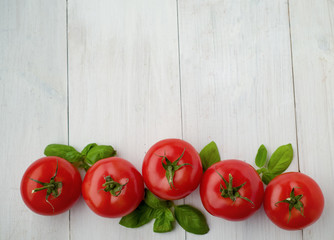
<box><xmin>153</xmin><ymin>207</ymin><xmax>174</xmax><ymax>219</ymax></box>
<box><xmin>85</xmin><ymin>145</ymin><xmax>116</xmax><ymax>165</ymax></box>
<box><xmin>153</xmin><ymin>208</ymin><xmax>164</xmax><ymax>218</ymax></box>
<box><xmin>153</xmin><ymin>217</ymin><xmax>173</xmax><ymax>233</ymax></box>
<box><xmin>199</xmin><ymin>141</ymin><xmax>220</xmax><ymax>171</ymax></box>
<box><xmin>163</xmin><ymin>208</ymin><xmax>174</xmax><ymax>221</ymax></box>
<box><xmin>255</xmin><ymin>144</ymin><xmax>267</xmax><ymax>168</ymax></box>
<box><xmin>119</xmin><ymin>201</ymin><xmax>155</xmax><ymax>228</ymax></box>
<box><xmin>153</xmin><ymin>208</ymin><xmax>174</xmax><ymax>233</ymax></box>
<box><xmin>256</xmin><ymin>167</ymin><xmax>268</xmax><ymax>175</ymax></box>
<box><xmin>268</xmin><ymin>143</ymin><xmax>293</xmax><ymax>174</ymax></box>
<box><xmin>81</xmin><ymin>143</ymin><xmax>97</xmax><ymax>156</ymax></box>
<box><xmin>44</xmin><ymin>144</ymin><xmax>83</xmax><ymax>163</ymax></box>
<box><xmin>262</xmin><ymin>172</ymin><xmax>277</xmax><ymax>185</ymax></box>
<box><xmin>144</xmin><ymin>189</ymin><xmax>172</xmax><ymax>209</ymax></box>
<box><xmin>174</xmin><ymin>205</ymin><xmax>209</xmax><ymax>235</ymax></box>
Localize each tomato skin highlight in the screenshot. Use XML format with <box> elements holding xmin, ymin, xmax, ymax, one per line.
<box><xmin>200</xmin><ymin>160</ymin><xmax>264</xmax><ymax>221</ymax></box>
<box><xmin>20</xmin><ymin>157</ymin><xmax>82</xmax><ymax>216</ymax></box>
<box><xmin>264</xmin><ymin>172</ymin><xmax>324</xmax><ymax>230</ymax></box>
<box><xmin>142</xmin><ymin>139</ymin><xmax>202</xmax><ymax>200</ymax></box>
<box><xmin>82</xmin><ymin>157</ymin><xmax>144</xmax><ymax>218</ymax></box>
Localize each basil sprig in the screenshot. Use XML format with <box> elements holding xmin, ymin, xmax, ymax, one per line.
<box><xmin>199</xmin><ymin>141</ymin><xmax>221</xmax><ymax>171</ymax></box>
<box><xmin>199</xmin><ymin>141</ymin><xmax>294</xmax><ymax>185</ymax></box>
<box><xmin>119</xmin><ymin>201</ymin><xmax>156</xmax><ymax>228</ymax></box>
<box><xmin>144</xmin><ymin>189</ymin><xmax>172</xmax><ymax>209</ymax></box>
<box><xmin>255</xmin><ymin>144</ymin><xmax>267</xmax><ymax>168</ymax></box>
<box><xmin>153</xmin><ymin>208</ymin><xmax>174</xmax><ymax>233</ymax></box>
<box><xmin>44</xmin><ymin>143</ymin><xmax>116</xmax><ymax>171</ymax></box>
<box><xmin>44</xmin><ymin>144</ymin><xmax>83</xmax><ymax>163</ymax></box>
<box><xmin>175</xmin><ymin>205</ymin><xmax>209</xmax><ymax>235</ymax></box>
<box><xmin>255</xmin><ymin>143</ymin><xmax>293</xmax><ymax>184</ymax></box>
<box><xmin>120</xmin><ymin>189</ymin><xmax>209</xmax><ymax>235</ymax></box>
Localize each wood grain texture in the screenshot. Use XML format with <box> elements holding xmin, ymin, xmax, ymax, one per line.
<box><xmin>0</xmin><ymin>0</ymin><xmax>68</xmax><ymax>239</ymax></box>
<box><xmin>67</xmin><ymin>0</ymin><xmax>183</xmax><ymax>239</ymax></box>
<box><xmin>2</xmin><ymin>0</ymin><xmax>333</xmax><ymax>239</ymax></box>
<box><xmin>290</xmin><ymin>0</ymin><xmax>334</xmax><ymax>239</ymax></box>
<box><xmin>178</xmin><ymin>0</ymin><xmax>301</xmax><ymax>239</ymax></box>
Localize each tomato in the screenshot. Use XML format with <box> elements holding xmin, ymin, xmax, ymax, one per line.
<box><xmin>20</xmin><ymin>156</ymin><xmax>82</xmax><ymax>215</ymax></box>
<box><xmin>142</xmin><ymin>139</ymin><xmax>202</xmax><ymax>200</ymax></box>
<box><xmin>264</xmin><ymin>172</ymin><xmax>324</xmax><ymax>230</ymax></box>
<box><xmin>82</xmin><ymin>157</ymin><xmax>144</xmax><ymax>218</ymax></box>
<box><xmin>200</xmin><ymin>160</ymin><xmax>264</xmax><ymax>221</ymax></box>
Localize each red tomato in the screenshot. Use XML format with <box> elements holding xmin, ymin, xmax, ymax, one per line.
<box><xmin>20</xmin><ymin>157</ymin><xmax>82</xmax><ymax>215</ymax></box>
<box><xmin>264</xmin><ymin>172</ymin><xmax>324</xmax><ymax>230</ymax></box>
<box><xmin>200</xmin><ymin>160</ymin><xmax>264</xmax><ymax>221</ymax></box>
<box><xmin>82</xmin><ymin>157</ymin><xmax>144</xmax><ymax>218</ymax></box>
<box><xmin>142</xmin><ymin>139</ymin><xmax>202</xmax><ymax>200</ymax></box>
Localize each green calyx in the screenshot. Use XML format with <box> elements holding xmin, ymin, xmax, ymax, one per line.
<box><xmin>216</xmin><ymin>171</ymin><xmax>254</xmax><ymax>206</ymax></box>
<box><xmin>29</xmin><ymin>160</ymin><xmax>62</xmax><ymax>212</ymax></box>
<box><xmin>275</xmin><ymin>187</ymin><xmax>304</xmax><ymax>223</ymax></box>
<box><xmin>160</xmin><ymin>148</ymin><xmax>192</xmax><ymax>189</ymax></box>
<box><xmin>101</xmin><ymin>176</ymin><xmax>128</xmax><ymax>197</ymax></box>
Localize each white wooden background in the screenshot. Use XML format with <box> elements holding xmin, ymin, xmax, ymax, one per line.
<box><xmin>0</xmin><ymin>0</ymin><xmax>333</xmax><ymax>239</ymax></box>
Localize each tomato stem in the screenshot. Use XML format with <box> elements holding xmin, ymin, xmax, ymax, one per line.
<box><xmin>216</xmin><ymin>171</ymin><xmax>254</xmax><ymax>206</ymax></box>
<box><xmin>160</xmin><ymin>148</ymin><xmax>192</xmax><ymax>189</ymax></box>
<box><xmin>32</xmin><ymin>184</ymin><xmax>56</xmax><ymax>193</ymax></box>
<box><xmin>275</xmin><ymin>187</ymin><xmax>304</xmax><ymax>223</ymax></box>
<box><xmin>29</xmin><ymin>160</ymin><xmax>62</xmax><ymax>212</ymax></box>
<box><xmin>101</xmin><ymin>176</ymin><xmax>128</xmax><ymax>197</ymax></box>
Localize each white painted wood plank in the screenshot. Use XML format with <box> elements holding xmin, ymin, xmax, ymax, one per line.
<box><xmin>0</xmin><ymin>0</ymin><xmax>68</xmax><ymax>239</ymax></box>
<box><xmin>290</xmin><ymin>0</ymin><xmax>334</xmax><ymax>239</ymax></box>
<box><xmin>68</xmin><ymin>0</ymin><xmax>183</xmax><ymax>239</ymax></box>
<box><xmin>178</xmin><ymin>0</ymin><xmax>301</xmax><ymax>239</ymax></box>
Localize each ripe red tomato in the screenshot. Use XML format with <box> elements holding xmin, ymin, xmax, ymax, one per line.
<box><xmin>200</xmin><ymin>160</ymin><xmax>264</xmax><ymax>221</ymax></box>
<box><xmin>82</xmin><ymin>157</ymin><xmax>144</xmax><ymax>218</ymax></box>
<box><xmin>264</xmin><ymin>172</ymin><xmax>324</xmax><ymax>230</ymax></box>
<box><xmin>142</xmin><ymin>139</ymin><xmax>202</xmax><ymax>200</ymax></box>
<box><xmin>20</xmin><ymin>156</ymin><xmax>82</xmax><ymax>215</ymax></box>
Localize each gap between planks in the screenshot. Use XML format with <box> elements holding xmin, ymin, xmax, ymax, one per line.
<box><xmin>175</xmin><ymin>1</ymin><xmax>187</xmax><ymax>240</ymax></box>
<box><xmin>287</xmin><ymin>0</ymin><xmax>303</xmax><ymax>238</ymax></box>
<box><xmin>66</xmin><ymin>0</ymin><xmax>71</xmax><ymax>240</ymax></box>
